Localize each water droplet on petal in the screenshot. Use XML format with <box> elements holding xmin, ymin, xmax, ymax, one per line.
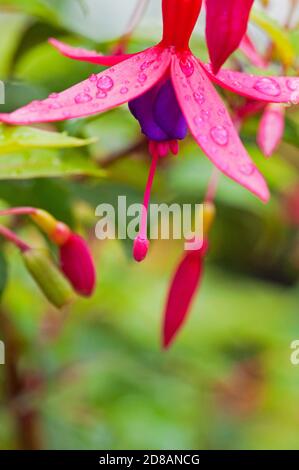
<box><xmin>49</xmin><ymin>102</ymin><xmax>62</xmax><ymax>110</ymax></box>
<box><xmin>120</xmin><ymin>87</ymin><xmax>129</xmax><ymax>95</ymax></box>
<box><xmin>179</xmin><ymin>57</ymin><xmax>194</xmax><ymax>78</ymax></box>
<box><xmin>138</xmin><ymin>73</ymin><xmax>147</xmax><ymax>84</ymax></box>
<box><xmin>89</xmin><ymin>74</ymin><xmax>98</xmax><ymax>83</ymax></box>
<box><xmin>74</xmin><ymin>93</ymin><xmax>92</xmax><ymax>104</ymax></box>
<box><xmin>193</xmin><ymin>92</ymin><xmax>205</xmax><ymax>105</ymax></box>
<box><xmin>286</xmin><ymin>78</ymin><xmax>299</xmax><ymax>91</ymax></box>
<box><xmin>239</xmin><ymin>162</ymin><xmax>255</xmax><ymax>176</ymax></box>
<box><xmin>253</xmin><ymin>78</ymin><xmax>281</xmax><ymax>97</ymax></box>
<box><xmin>200</xmin><ymin>109</ymin><xmax>210</xmax><ymax>121</ymax></box>
<box><xmin>49</xmin><ymin>93</ymin><xmax>59</xmax><ymax>99</ymax></box>
<box><xmin>210</xmin><ymin>126</ymin><xmax>229</xmax><ymax>146</ymax></box>
<box><xmin>97</xmin><ymin>75</ymin><xmax>114</xmax><ymax>91</ymax></box>
<box><xmin>96</xmin><ymin>90</ymin><xmax>107</xmax><ymax>99</ymax></box>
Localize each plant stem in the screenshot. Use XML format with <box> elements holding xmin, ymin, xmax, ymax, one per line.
<box><xmin>205</xmin><ymin>168</ymin><xmax>220</xmax><ymax>203</ymax></box>
<box><xmin>0</xmin><ymin>310</ymin><xmax>42</xmax><ymax>449</ymax></box>
<box><xmin>0</xmin><ymin>225</ymin><xmax>30</xmax><ymax>252</ymax></box>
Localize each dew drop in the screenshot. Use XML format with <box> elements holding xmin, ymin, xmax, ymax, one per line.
<box><xmin>286</xmin><ymin>78</ymin><xmax>299</xmax><ymax>91</ymax></box>
<box><xmin>49</xmin><ymin>92</ymin><xmax>59</xmax><ymax>99</ymax></box>
<box><xmin>96</xmin><ymin>90</ymin><xmax>107</xmax><ymax>99</ymax></box>
<box><xmin>140</xmin><ymin>61</ymin><xmax>151</xmax><ymax>71</ymax></box>
<box><xmin>179</xmin><ymin>57</ymin><xmax>194</xmax><ymax>78</ymax></box>
<box><xmin>97</xmin><ymin>75</ymin><xmax>114</xmax><ymax>91</ymax></box>
<box><xmin>193</xmin><ymin>92</ymin><xmax>205</xmax><ymax>105</ymax></box>
<box><xmin>200</xmin><ymin>109</ymin><xmax>210</xmax><ymax>121</ymax></box>
<box><xmin>74</xmin><ymin>93</ymin><xmax>92</xmax><ymax>104</ymax></box>
<box><xmin>48</xmin><ymin>102</ymin><xmax>62</xmax><ymax>110</ymax></box>
<box><xmin>253</xmin><ymin>77</ymin><xmax>281</xmax><ymax>97</ymax></box>
<box><xmin>193</xmin><ymin>116</ymin><xmax>203</xmax><ymax>125</ymax></box>
<box><xmin>120</xmin><ymin>87</ymin><xmax>129</xmax><ymax>95</ymax></box>
<box><xmin>210</xmin><ymin>126</ymin><xmax>229</xmax><ymax>146</ymax></box>
<box><xmin>89</xmin><ymin>74</ymin><xmax>98</xmax><ymax>83</ymax></box>
<box><xmin>239</xmin><ymin>162</ymin><xmax>255</xmax><ymax>176</ymax></box>
<box><xmin>138</xmin><ymin>73</ymin><xmax>147</xmax><ymax>84</ymax></box>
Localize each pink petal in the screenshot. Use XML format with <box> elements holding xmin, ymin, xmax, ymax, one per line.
<box><xmin>205</xmin><ymin>0</ymin><xmax>254</xmax><ymax>74</ymax></box>
<box><xmin>163</xmin><ymin>243</ymin><xmax>207</xmax><ymax>349</ymax></box>
<box><xmin>49</xmin><ymin>38</ymin><xmax>133</xmax><ymax>66</ymax></box>
<box><xmin>239</xmin><ymin>34</ymin><xmax>268</xmax><ymax>69</ymax></box>
<box><xmin>202</xmin><ymin>63</ymin><xmax>299</xmax><ymax>104</ymax></box>
<box><xmin>257</xmin><ymin>104</ymin><xmax>285</xmax><ymax>158</ymax></box>
<box><xmin>60</xmin><ymin>233</ymin><xmax>96</xmax><ymax>297</ymax></box>
<box><xmin>171</xmin><ymin>55</ymin><xmax>269</xmax><ymax>202</ymax></box>
<box><xmin>0</xmin><ymin>47</ymin><xmax>171</xmax><ymax>125</ymax></box>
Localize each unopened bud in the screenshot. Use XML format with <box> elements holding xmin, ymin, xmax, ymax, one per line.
<box><xmin>31</xmin><ymin>210</ymin><xmax>71</xmax><ymax>245</ymax></box>
<box><xmin>22</xmin><ymin>248</ymin><xmax>74</xmax><ymax>308</ymax></box>
<box><xmin>133</xmin><ymin>236</ymin><xmax>149</xmax><ymax>262</ymax></box>
<box><xmin>59</xmin><ymin>233</ymin><xmax>96</xmax><ymax>297</ymax></box>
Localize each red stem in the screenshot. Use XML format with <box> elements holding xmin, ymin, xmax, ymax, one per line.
<box><xmin>0</xmin><ymin>225</ymin><xmax>30</xmax><ymax>252</ymax></box>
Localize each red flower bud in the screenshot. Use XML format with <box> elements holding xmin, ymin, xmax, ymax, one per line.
<box><xmin>59</xmin><ymin>233</ymin><xmax>96</xmax><ymax>297</ymax></box>
<box><xmin>163</xmin><ymin>240</ymin><xmax>208</xmax><ymax>349</ymax></box>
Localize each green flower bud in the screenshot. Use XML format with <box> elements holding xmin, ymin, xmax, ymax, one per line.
<box><xmin>22</xmin><ymin>249</ymin><xmax>75</xmax><ymax>308</ymax></box>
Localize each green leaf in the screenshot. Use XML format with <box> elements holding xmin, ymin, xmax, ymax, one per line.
<box><xmin>0</xmin><ymin>124</ymin><xmax>96</xmax><ymax>154</ymax></box>
<box><xmin>284</xmin><ymin>116</ymin><xmax>299</xmax><ymax>148</ymax></box>
<box><xmin>0</xmin><ymin>13</ymin><xmax>28</xmax><ymax>79</ymax></box>
<box><xmin>0</xmin><ymin>149</ymin><xmax>104</xmax><ymax>180</ymax></box>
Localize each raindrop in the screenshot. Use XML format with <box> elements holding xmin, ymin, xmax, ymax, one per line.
<box><xmin>74</xmin><ymin>93</ymin><xmax>92</xmax><ymax>104</ymax></box>
<box><xmin>96</xmin><ymin>90</ymin><xmax>107</xmax><ymax>99</ymax></box>
<box><xmin>120</xmin><ymin>87</ymin><xmax>129</xmax><ymax>95</ymax></box>
<box><xmin>49</xmin><ymin>93</ymin><xmax>59</xmax><ymax>99</ymax></box>
<box><xmin>49</xmin><ymin>102</ymin><xmax>62</xmax><ymax>110</ymax></box>
<box><xmin>286</xmin><ymin>78</ymin><xmax>299</xmax><ymax>91</ymax></box>
<box><xmin>193</xmin><ymin>92</ymin><xmax>205</xmax><ymax>105</ymax></box>
<box><xmin>138</xmin><ymin>73</ymin><xmax>147</xmax><ymax>84</ymax></box>
<box><xmin>194</xmin><ymin>116</ymin><xmax>203</xmax><ymax>125</ymax></box>
<box><xmin>179</xmin><ymin>58</ymin><xmax>194</xmax><ymax>78</ymax></box>
<box><xmin>200</xmin><ymin>109</ymin><xmax>210</xmax><ymax>121</ymax></box>
<box><xmin>89</xmin><ymin>74</ymin><xmax>98</xmax><ymax>83</ymax></box>
<box><xmin>97</xmin><ymin>75</ymin><xmax>114</xmax><ymax>91</ymax></box>
<box><xmin>210</xmin><ymin>126</ymin><xmax>229</xmax><ymax>146</ymax></box>
<box><xmin>140</xmin><ymin>61</ymin><xmax>151</xmax><ymax>71</ymax></box>
<box><xmin>239</xmin><ymin>162</ymin><xmax>255</xmax><ymax>176</ymax></box>
<box><xmin>120</xmin><ymin>86</ymin><xmax>129</xmax><ymax>95</ymax></box>
<box><xmin>253</xmin><ymin>78</ymin><xmax>281</xmax><ymax>97</ymax></box>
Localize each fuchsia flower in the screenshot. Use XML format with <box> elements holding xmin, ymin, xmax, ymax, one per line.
<box><xmin>0</xmin><ymin>0</ymin><xmax>298</xmax><ymax>260</ymax></box>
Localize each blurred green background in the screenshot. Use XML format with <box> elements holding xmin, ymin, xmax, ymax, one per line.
<box><xmin>0</xmin><ymin>0</ymin><xmax>299</xmax><ymax>450</ymax></box>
